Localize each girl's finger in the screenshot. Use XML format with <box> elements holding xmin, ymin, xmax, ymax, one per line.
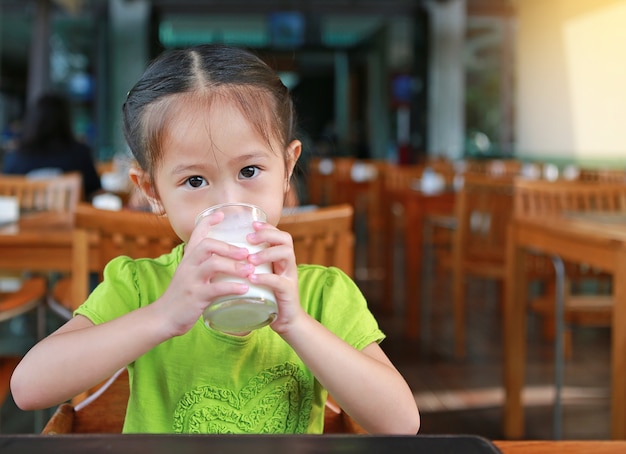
<box><xmin>187</xmin><ymin>210</ymin><xmax>225</xmax><ymax>250</ymax></box>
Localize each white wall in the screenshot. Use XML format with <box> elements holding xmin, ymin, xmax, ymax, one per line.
<box><xmin>515</xmin><ymin>0</ymin><xmax>626</xmax><ymax>165</ymax></box>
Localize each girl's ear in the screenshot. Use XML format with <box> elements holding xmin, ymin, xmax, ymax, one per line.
<box><xmin>128</xmin><ymin>167</ymin><xmax>166</xmax><ymax>216</ymax></box>
<box><xmin>284</xmin><ymin>139</ymin><xmax>302</xmax><ymax>192</ymax></box>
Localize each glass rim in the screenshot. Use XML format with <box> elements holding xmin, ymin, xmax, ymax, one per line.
<box><xmin>195</xmin><ymin>202</ymin><xmax>266</xmax><ymax>226</ymax></box>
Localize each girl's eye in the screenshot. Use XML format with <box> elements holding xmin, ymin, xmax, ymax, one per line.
<box><xmin>240</xmin><ymin>166</ymin><xmax>260</xmax><ymax>179</ymax></box>
<box><xmin>185</xmin><ymin>176</ymin><xmax>207</xmax><ymax>188</ymax></box>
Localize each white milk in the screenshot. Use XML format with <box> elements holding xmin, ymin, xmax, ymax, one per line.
<box><xmin>203</xmin><ymin>241</ymin><xmax>277</xmax><ymax>333</ymax></box>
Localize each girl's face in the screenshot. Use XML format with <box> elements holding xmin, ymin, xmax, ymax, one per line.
<box><xmin>134</xmin><ymin>97</ymin><xmax>300</xmax><ymax>243</ymax></box>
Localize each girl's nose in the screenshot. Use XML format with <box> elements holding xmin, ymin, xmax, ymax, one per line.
<box><xmin>213</xmin><ymin>187</ymin><xmax>243</xmax><ymax>206</ymax></box>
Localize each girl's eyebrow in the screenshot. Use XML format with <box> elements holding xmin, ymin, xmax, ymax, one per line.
<box><xmin>170</xmin><ymin>164</ymin><xmax>208</xmax><ymax>176</ymax></box>
<box><xmin>231</xmin><ymin>151</ymin><xmax>272</xmax><ymax>163</ymax></box>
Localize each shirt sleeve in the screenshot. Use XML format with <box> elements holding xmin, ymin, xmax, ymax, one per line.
<box><xmin>74</xmin><ymin>256</ymin><xmax>143</xmax><ymax>325</ymax></box>
<box><xmin>297</xmin><ymin>265</ymin><xmax>385</xmax><ymax>351</ymax></box>
<box><xmin>74</xmin><ymin>245</ymin><xmax>181</xmax><ymax>324</ymax></box>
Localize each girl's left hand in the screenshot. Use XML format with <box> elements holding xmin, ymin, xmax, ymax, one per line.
<box><xmin>244</xmin><ymin>221</ymin><xmax>304</xmax><ymax>334</ymax></box>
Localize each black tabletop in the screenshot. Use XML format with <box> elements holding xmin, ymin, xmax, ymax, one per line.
<box><xmin>0</xmin><ymin>434</ymin><xmax>501</xmax><ymax>454</ymax></box>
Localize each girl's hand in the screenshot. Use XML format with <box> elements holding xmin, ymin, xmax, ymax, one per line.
<box><xmin>245</xmin><ymin>221</ymin><xmax>305</xmax><ymax>335</ymax></box>
<box><xmin>153</xmin><ymin>212</ymin><xmax>254</xmax><ymax>337</ymax></box>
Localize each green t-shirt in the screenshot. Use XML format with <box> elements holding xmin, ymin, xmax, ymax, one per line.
<box><xmin>75</xmin><ymin>244</ymin><xmax>384</xmax><ymax>434</ymax></box>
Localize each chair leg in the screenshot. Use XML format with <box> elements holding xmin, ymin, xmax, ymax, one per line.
<box><xmin>36</xmin><ymin>302</ymin><xmax>47</xmax><ymax>340</ymax></box>
<box><xmin>551</xmin><ymin>255</ymin><xmax>566</xmax><ymax>440</ymax></box>
<box><xmin>452</xmin><ymin>268</ymin><xmax>465</xmax><ymax>359</ymax></box>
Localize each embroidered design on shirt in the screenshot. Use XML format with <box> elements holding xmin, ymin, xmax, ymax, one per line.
<box><xmin>172</xmin><ymin>362</ymin><xmax>313</xmax><ymax>433</ymax></box>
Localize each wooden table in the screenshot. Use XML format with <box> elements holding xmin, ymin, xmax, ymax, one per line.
<box><xmin>495</xmin><ymin>440</ymin><xmax>626</xmax><ymax>453</ymax></box>
<box><xmin>395</xmin><ymin>189</ymin><xmax>456</xmax><ymax>339</ymax></box>
<box><xmin>0</xmin><ymin>212</ymin><xmax>75</xmax><ymax>272</ymax></box>
<box><xmin>504</xmin><ymin>214</ymin><xmax>626</xmax><ymax>439</ymax></box>
<box><xmin>0</xmin><ymin>434</ymin><xmax>501</xmax><ymax>454</ymax></box>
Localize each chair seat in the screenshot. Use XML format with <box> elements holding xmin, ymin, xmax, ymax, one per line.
<box><xmin>530</xmin><ymin>292</ymin><xmax>613</xmax><ymax>337</ymax></box>
<box><xmin>0</xmin><ymin>277</ymin><xmax>46</xmax><ymax>322</ymax></box>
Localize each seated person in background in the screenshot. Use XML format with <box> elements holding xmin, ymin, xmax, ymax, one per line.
<box><xmin>2</xmin><ymin>92</ymin><xmax>102</xmax><ymax>200</ymax></box>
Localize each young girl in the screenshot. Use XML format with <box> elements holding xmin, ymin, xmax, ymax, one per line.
<box><xmin>11</xmin><ymin>44</ymin><xmax>420</xmax><ymax>435</ymax></box>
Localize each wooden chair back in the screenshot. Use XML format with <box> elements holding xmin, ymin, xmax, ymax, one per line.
<box><xmin>451</xmin><ymin>173</ymin><xmax>515</xmax><ymax>358</ymax></box>
<box><xmin>305</xmin><ymin>158</ymin><xmax>384</xmax><ymax>280</ymax></box>
<box><xmin>463</xmin><ymin>159</ymin><xmax>522</xmax><ymax>178</ymax></box>
<box><xmin>383</xmin><ymin>164</ymin><xmax>424</xmax><ymax>195</ymax></box>
<box><xmin>514</xmin><ymin>178</ymin><xmax>626</xmax><ymax>220</ymax></box>
<box><xmin>305</xmin><ymin>157</ymin><xmax>356</xmax><ymax>207</ymax></box>
<box><xmin>50</xmin><ymin>203</ymin><xmax>182</xmax><ymax>317</ymax></box>
<box><xmin>577</xmin><ymin>167</ymin><xmax>626</xmax><ymax>184</ymax></box>
<box><xmin>454</xmin><ymin>174</ymin><xmax>515</xmax><ymax>270</ymax></box>
<box><xmin>0</xmin><ymin>172</ymin><xmax>82</xmax><ymax>213</ymax></box>
<box><xmin>278</xmin><ymin>204</ymin><xmax>355</xmax><ymax>278</ymax></box>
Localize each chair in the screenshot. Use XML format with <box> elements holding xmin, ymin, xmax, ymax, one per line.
<box><xmin>43</xmin><ymin>204</ymin><xmax>363</xmax><ymax>435</ymax></box>
<box><xmin>0</xmin><ymin>173</ymin><xmax>82</xmax><ymax>417</ymax></box>
<box><xmin>41</xmin><ymin>367</ymin><xmax>366</xmax><ymax>434</ymax></box>
<box><xmin>305</xmin><ymin>158</ymin><xmax>383</xmax><ymax>281</ymax></box>
<box><xmin>278</xmin><ymin>204</ymin><xmax>355</xmax><ymax>277</ymax></box>
<box><xmin>577</xmin><ymin>167</ymin><xmax>626</xmax><ymax>184</ymax></box>
<box><xmin>48</xmin><ymin>203</ymin><xmax>182</xmax><ymax>320</ymax></box>
<box><xmin>45</xmin><ymin>203</ymin><xmax>181</xmax><ymax>406</ymax></box>
<box><xmin>0</xmin><ymin>172</ymin><xmax>82</xmax><ymax>213</ymax></box>
<box><xmin>381</xmin><ymin>164</ymin><xmax>425</xmax><ymax>313</ymax></box>
<box><xmin>451</xmin><ymin>173</ymin><xmax>515</xmax><ymax>359</ymax></box>
<box><xmin>461</xmin><ymin>159</ymin><xmax>524</xmax><ymax>179</ymax></box>
<box><xmin>0</xmin><ymin>277</ymin><xmax>47</xmax><ymax>411</ymax></box>
<box><xmin>514</xmin><ymin>179</ymin><xmax>626</xmax><ymax>355</ymax></box>
<box><xmin>305</xmin><ymin>157</ymin><xmax>355</xmax><ymax>207</ymax></box>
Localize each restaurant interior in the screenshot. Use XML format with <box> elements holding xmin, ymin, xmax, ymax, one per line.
<box><xmin>1</xmin><ymin>0</ymin><xmax>626</xmax><ymax>451</ymax></box>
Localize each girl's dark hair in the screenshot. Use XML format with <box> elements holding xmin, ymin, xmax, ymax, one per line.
<box><xmin>122</xmin><ymin>44</ymin><xmax>297</xmax><ymax>178</ymax></box>
<box><xmin>19</xmin><ymin>93</ymin><xmax>75</xmax><ymax>151</ymax></box>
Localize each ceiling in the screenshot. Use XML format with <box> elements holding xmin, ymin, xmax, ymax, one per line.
<box><xmin>0</xmin><ymin>0</ymin><xmax>514</xmax><ymax>93</ymax></box>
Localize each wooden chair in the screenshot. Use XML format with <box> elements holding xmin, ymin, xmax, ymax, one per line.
<box><xmin>305</xmin><ymin>156</ymin><xmax>332</xmax><ymax>206</ymax></box>
<box><xmin>49</xmin><ymin>203</ymin><xmax>182</xmax><ymax>320</ymax></box>
<box><xmin>0</xmin><ymin>173</ymin><xmax>82</xmax><ymax>415</ymax></box>
<box><xmin>462</xmin><ymin>159</ymin><xmax>523</xmax><ymax>179</ymax></box>
<box><xmin>43</xmin><ymin>204</ymin><xmax>363</xmax><ymax>435</ymax></box>
<box><xmin>514</xmin><ymin>179</ymin><xmax>626</xmax><ymax>356</ymax></box>
<box><xmin>382</xmin><ymin>164</ymin><xmax>425</xmax><ymax>313</ymax></box>
<box><xmin>45</xmin><ymin>203</ymin><xmax>181</xmax><ymax>405</ymax></box>
<box><xmin>305</xmin><ymin>158</ymin><xmax>383</xmax><ymax>281</ymax></box>
<box><xmin>577</xmin><ymin>167</ymin><xmax>626</xmax><ymax>184</ymax></box>
<box><xmin>451</xmin><ymin>173</ymin><xmax>515</xmax><ymax>359</ymax></box>
<box><xmin>41</xmin><ymin>367</ymin><xmax>366</xmax><ymax>434</ymax></box>
<box><xmin>305</xmin><ymin>157</ymin><xmax>355</xmax><ymax>207</ymax></box>
<box><xmin>0</xmin><ymin>277</ymin><xmax>47</xmax><ymax>412</ymax></box>
<box><xmin>278</xmin><ymin>204</ymin><xmax>355</xmax><ymax>277</ymax></box>
<box><xmin>53</xmin><ymin>203</ymin><xmax>354</xmax><ymax>318</ymax></box>
<box><xmin>0</xmin><ymin>172</ymin><xmax>82</xmax><ymax>212</ymax></box>
<box><xmin>334</xmin><ymin>160</ymin><xmax>385</xmax><ymax>280</ymax></box>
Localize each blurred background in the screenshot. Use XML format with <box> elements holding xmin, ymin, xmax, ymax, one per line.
<box><xmin>3</xmin><ymin>0</ymin><xmax>624</xmax><ymax>171</ymax></box>
<box><xmin>1</xmin><ymin>0</ymin><xmax>625</xmax><ymax>438</ymax></box>
<box><xmin>1</xmin><ymin>0</ymin><xmax>517</xmax><ymax>168</ymax></box>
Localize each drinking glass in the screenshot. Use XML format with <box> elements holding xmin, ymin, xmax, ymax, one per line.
<box><xmin>195</xmin><ymin>203</ymin><xmax>277</xmax><ymax>334</ymax></box>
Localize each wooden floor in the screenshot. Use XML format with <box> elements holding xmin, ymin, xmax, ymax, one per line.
<box><xmin>358</xmin><ymin>243</ymin><xmax>612</xmax><ymax>441</ymax></box>
<box><xmin>0</xmin><ymin>229</ymin><xmax>612</xmax><ymax>438</ymax></box>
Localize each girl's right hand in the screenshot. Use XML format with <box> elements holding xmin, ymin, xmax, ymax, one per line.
<box><xmin>152</xmin><ymin>213</ymin><xmax>254</xmax><ymax>337</ymax></box>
